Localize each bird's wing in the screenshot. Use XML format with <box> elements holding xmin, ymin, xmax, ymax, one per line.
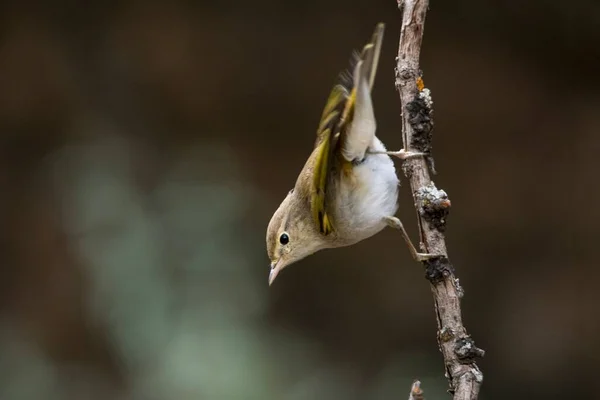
<box><xmin>310</xmin><ymin>23</ymin><xmax>385</xmax><ymax>236</ymax></box>
<box><xmin>311</xmin><ymin>84</ymin><xmax>347</xmax><ymax>235</ymax></box>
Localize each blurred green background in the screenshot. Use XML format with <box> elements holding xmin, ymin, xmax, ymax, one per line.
<box><xmin>0</xmin><ymin>0</ymin><xmax>597</xmax><ymax>399</ymax></box>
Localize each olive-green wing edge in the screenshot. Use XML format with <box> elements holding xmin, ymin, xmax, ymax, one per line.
<box><xmin>310</xmin><ymin>23</ymin><xmax>385</xmax><ymax>236</ymax></box>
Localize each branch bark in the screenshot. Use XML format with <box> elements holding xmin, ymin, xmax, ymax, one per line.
<box><xmin>394</xmin><ymin>1</ymin><xmax>485</xmax><ymax>399</ymax></box>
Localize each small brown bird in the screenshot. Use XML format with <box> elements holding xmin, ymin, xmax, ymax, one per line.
<box><xmin>266</xmin><ymin>23</ymin><xmax>432</xmax><ymax>285</ymax></box>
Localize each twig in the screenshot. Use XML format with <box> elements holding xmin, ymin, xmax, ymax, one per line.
<box><xmin>394</xmin><ymin>1</ymin><xmax>485</xmax><ymax>399</ymax></box>
<box><xmin>409</xmin><ymin>380</ymin><xmax>425</xmax><ymax>400</ymax></box>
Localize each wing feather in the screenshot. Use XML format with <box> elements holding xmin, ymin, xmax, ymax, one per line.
<box><xmin>310</xmin><ymin>23</ymin><xmax>385</xmax><ymax>235</ymax></box>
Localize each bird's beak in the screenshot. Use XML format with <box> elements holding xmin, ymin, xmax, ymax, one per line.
<box><xmin>269</xmin><ymin>261</ymin><xmax>281</xmax><ymax>286</ymax></box>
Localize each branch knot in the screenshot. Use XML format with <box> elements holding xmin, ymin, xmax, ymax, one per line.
<box><xmin>454</xmin><ymin>336</ymin><xmax>486</xmax><ymax>363</ymax></box>
<box><xmin>423</xmin><ymin>256</ymin><xmax>454</xmax><ymax>283</ymax></box>
<box><xmin>406</xmin><ymin>88</ymin><xmax>434</xmax><ymax>153</ymax></box>
<box><xmin>416</xmin><ymin>183</ymin><xmax>451</xmax><ymax>232</ymax></box>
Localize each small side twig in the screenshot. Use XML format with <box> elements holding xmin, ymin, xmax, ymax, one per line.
<box><xmin>409</xmin><ymin>380</ymin><xmax>425</xmax><ymax>400</ymax></box>
<box><xmin>394</xmin><ymin>1</ymin><xmax>484</xmax><ymax>399</ymax></box>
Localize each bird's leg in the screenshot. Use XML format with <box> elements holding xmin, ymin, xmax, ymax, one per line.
<box><xmin>384</xmin><ymin>216</ymin><xmax>437</xmax><ymax>262</ymax></box>
<box><xmin>369</xmin><ymin>149</ymin><xmax>427</xmax><ymax>160</ymax></box>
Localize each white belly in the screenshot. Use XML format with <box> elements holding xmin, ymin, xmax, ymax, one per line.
<box><xmin>331</xmin><ymin>137</ymin><xmax>399</xmax><ymax>246</ymax></box>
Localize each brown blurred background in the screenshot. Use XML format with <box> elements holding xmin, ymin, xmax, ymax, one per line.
<box><xmin>0</xmin><ymin>0</ymin><xmax>598</xmax><ymax>399</ymax></box>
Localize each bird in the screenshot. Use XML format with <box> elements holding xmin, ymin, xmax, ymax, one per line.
<box><xmin>266</xmin><ymin>23</ymin><xmax>432</xmax><ymax>286</ymax></box>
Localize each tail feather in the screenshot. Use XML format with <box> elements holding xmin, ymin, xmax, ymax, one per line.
<box><xmin>340</xmin><ymin>23</ymin><xmax>384</xmax><ymax>162</ymax></box>
<box><xmin>362</xmin><ymin>22</ymin><xmax>384</xmax><ymax>92</ymax></box>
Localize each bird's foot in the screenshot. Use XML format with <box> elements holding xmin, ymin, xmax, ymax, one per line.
<box><xmin>370</xmin><ymin>149</ymin><xmax>427</xmax><ymax>160</ymax></box>
<box><xmin>384</xmin><ymin>216</ymin><xmax>437</xmax><ymax>262</ymax></box>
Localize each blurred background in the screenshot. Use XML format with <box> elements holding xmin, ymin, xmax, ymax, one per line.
<box><xmin>0</xmin><ymin>0</ymin><xmax>598</xmax><ymax>399</ymax></box>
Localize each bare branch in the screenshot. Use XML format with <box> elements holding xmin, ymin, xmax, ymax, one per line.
<box><xmin>394</xmin><ymin>1</ymin><xmax>485</xmax><ymax>399</ymax></box>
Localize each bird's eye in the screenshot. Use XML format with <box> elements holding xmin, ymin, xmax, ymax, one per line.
<box><xmin>279</xmin><ymin>233</ymin><xmax>289</xmax><ymax>245</ymax></box>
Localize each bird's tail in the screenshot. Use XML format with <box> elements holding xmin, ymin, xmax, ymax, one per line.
<box><xmin>340</xmin><ymin>23</ymin><xmax>384</xmax><ymax>163</ymax></box>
